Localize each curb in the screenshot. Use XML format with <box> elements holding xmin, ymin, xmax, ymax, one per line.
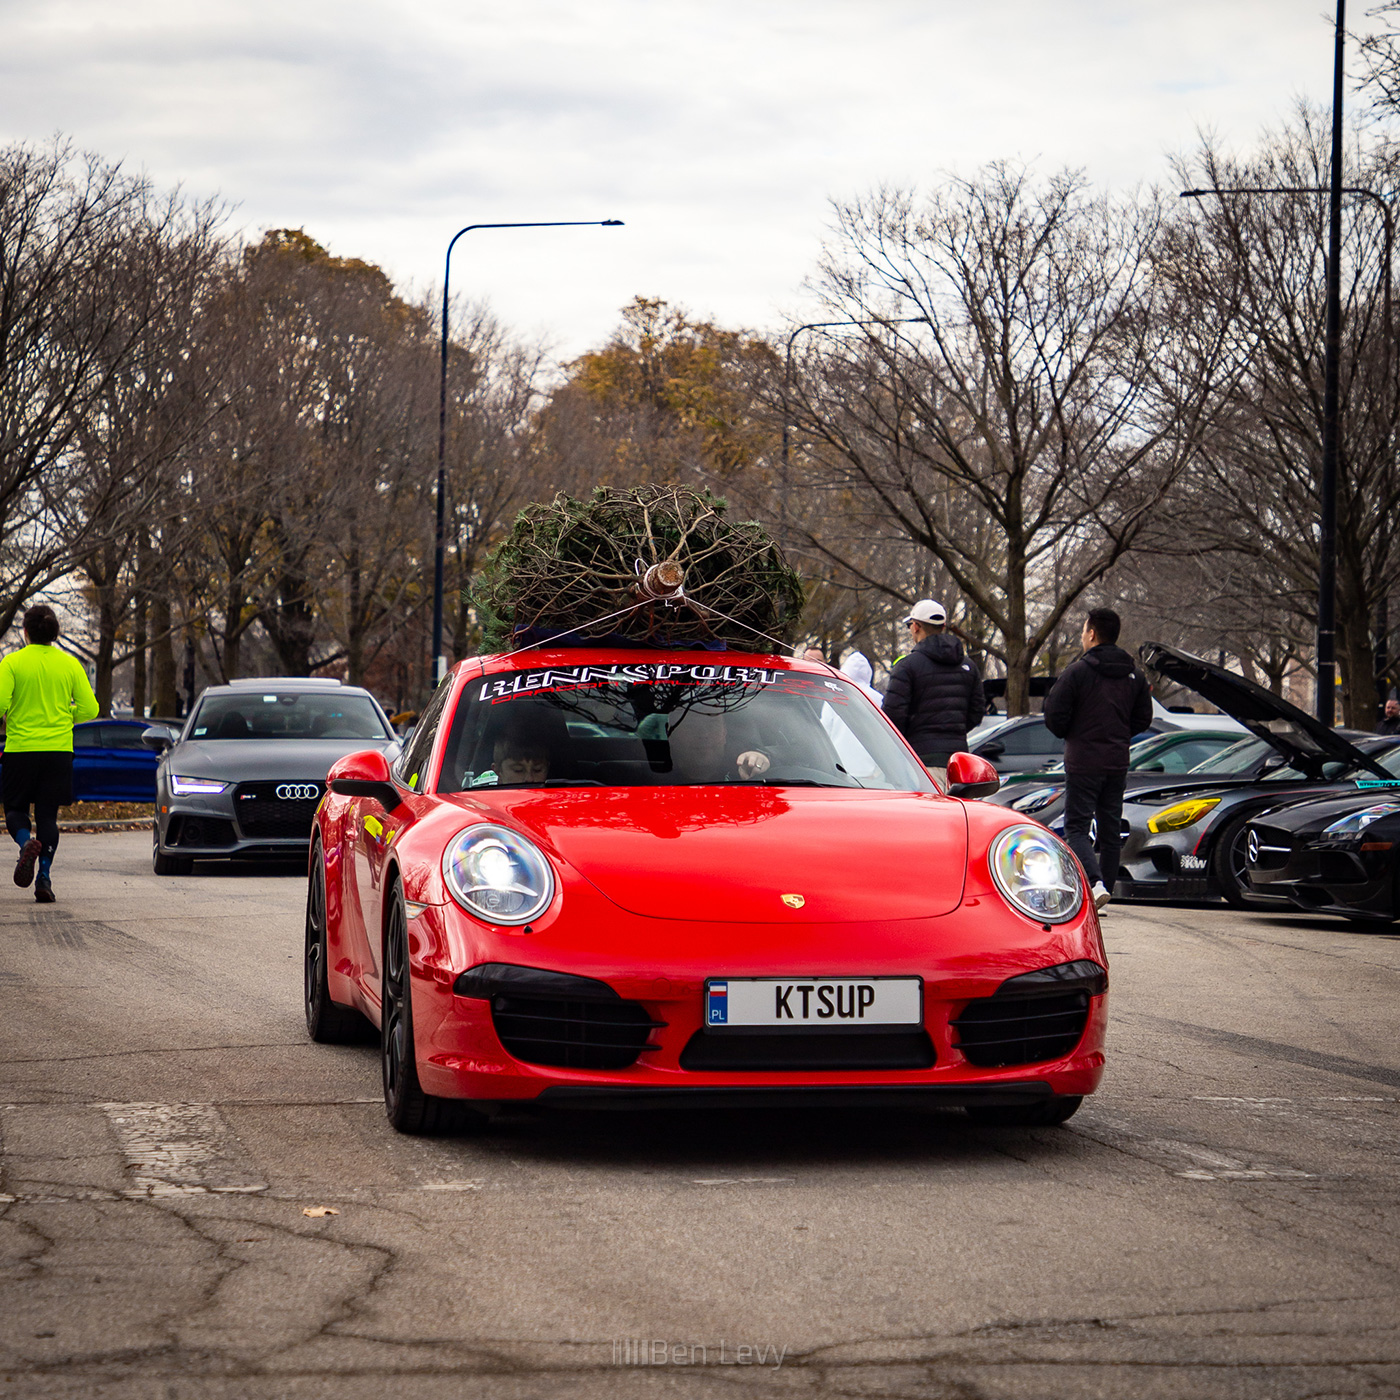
<box><xmin>57</xmin><ymin>820</ymin><xmax>153</xmax><ymax>832</ymax></box>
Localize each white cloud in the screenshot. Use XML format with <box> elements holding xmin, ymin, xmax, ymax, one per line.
<box><xmin>0</xmin><ymin>0</ymin><xmax>1382</xmax><ymax>357</ymax></box>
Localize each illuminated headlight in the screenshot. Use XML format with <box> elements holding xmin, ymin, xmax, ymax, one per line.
<box><xmin>168</xmin><ymin>774</ymin><xmax>229</xmax><ymax>795</ymax></box>
<box><xmin>1147</xmin><ymin>797</ymin><xmax>1220</xmax><ymax>833</ymax></box>
<box><xmin>1322</xmin><ymin>803</ymin><xmax>1400</xmax><ymax>837</ymax></box>
<box><xmin>443</xmin><ymin>824</ymin><xmax>555</xmax><ymax>925</ymax></box>
<box><xmin>988</xmin><ymin>824</ymin><xmax>1084</xmax><ymax>924</ymax></box>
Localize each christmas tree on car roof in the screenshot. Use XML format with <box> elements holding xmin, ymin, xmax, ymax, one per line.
<box><xmin>470</xmin><ymin>485</ymin><xmax>805</xmax><ymax>654</ymax></box>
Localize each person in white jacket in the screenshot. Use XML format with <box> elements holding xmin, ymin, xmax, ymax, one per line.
<box><xmin>839</xmin><ymin>651</ymin><xmax>882</xmax><ymax>707</ymax></box>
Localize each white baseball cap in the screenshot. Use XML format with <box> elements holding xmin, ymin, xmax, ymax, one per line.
<box><xmin>903</xmin><ymin>599</ymin><xmax>947</xmax><ymax>626</ymax></box>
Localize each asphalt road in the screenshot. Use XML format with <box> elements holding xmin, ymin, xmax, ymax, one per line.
<box><xmin>1</xmin><ymin>832</ymin><xmax>1398</xmax><ymax>1400</ymax></box>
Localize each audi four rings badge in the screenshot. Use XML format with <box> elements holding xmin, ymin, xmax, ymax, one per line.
<box><xmin>276</xmin><ymin>784</ymin><xmax>320</xmax><ymax>801</ymax></box>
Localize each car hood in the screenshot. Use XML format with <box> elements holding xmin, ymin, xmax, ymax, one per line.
<box><xmin>1139</xmin><ymin>643</ymin><xmax>1388</xmax><ymax>780</ymax></box>
<box><xmin>447</xmin><ymin>787</ymin><xmax>969</xmax><ymax>923</ymax></box>
<box><xmin>167</xmin><ymin>737</ymin><xmax>399</xmax><ymax>781</ymax></box>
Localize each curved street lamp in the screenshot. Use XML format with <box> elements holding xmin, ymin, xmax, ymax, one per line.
<box><xmin>434</xmin><ymin>219</ymin><xmax>624</xmax><ymax>684</ymax></box>
<box><xmin>1181</xmin><ymin>0</ymin><xmax>1353</xmax><ymax>725</ymax></box>
<box><xmin>1180</xmin><ymin>177</ymin><xmax>1393</xmax><ymax>726</ymax></box>
<box><xmin>780</xmin><ymin>317</ymin><xmax>928</xmax><ymax>523</ymax></box>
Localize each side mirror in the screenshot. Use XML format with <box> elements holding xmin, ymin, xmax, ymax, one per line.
<box><xmin>976</xmin><ymin>739</ymin><xmax>1005</xmax><ymax>761</ymax></box>
<box><xmin>141</xmin><ymin>724</ymin><xmax>178</xmax><ymax>752</ymax></box>
<box><xmin>946</xmin><ymin>751</ymin><xmax>1001</xmax><ymax>799</ymax></box>
<box><xmin>328</xmin><ymin>748</ymin><xmax>402</xmax><ymax>809</ymax></box>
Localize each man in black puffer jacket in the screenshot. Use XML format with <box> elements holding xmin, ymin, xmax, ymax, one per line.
<box><xmin>1043</xmin><ymin>607</ymin><xmax>1152</xmax><ymax>912</ymax></box>
<box><xmin>883</xmin><ymin>599</ymin><xmax>985</xmax><ymax>790</ymax></box>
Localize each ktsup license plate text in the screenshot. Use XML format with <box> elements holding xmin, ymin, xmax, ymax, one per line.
<box><xmin>705</xmin><ymin>978</ymin><xmax>922</xmax><ymax>1028</ymax></box>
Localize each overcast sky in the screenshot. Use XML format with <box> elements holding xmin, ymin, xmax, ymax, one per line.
<box><xmin>1</xmin><ymin>0</ymin><xmax>1387</xmax><ymax>360</ymax></box>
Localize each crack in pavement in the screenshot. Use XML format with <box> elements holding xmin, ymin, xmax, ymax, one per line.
<box><xmin>1132</xmin><ymin>1015</ymin><xmax>1400</xmax><ymax>1091</ymax></box>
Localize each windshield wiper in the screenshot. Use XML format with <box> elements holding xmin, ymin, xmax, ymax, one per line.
<box><xmin>727</xmin><ymin>778</ymin><xmax>856</xmax><ymax>788</ymax></box>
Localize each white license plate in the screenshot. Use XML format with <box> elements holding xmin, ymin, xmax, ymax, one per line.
<box><xmin>704</xmin><ymin>978</ymin><xmax>922</xmax><ymax>1029</ymax></box>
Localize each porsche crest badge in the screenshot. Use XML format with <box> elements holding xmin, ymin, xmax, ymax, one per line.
<box><xmin>781</xmin><ymin>893</ymin><xmax>805</xmax><ymax>909</ymax></box>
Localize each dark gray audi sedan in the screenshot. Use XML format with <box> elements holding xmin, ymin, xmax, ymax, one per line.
<box><xmin>144</xmin><ymin>678</ymin><xmax>399</xmax><ymax>875</ymax></box>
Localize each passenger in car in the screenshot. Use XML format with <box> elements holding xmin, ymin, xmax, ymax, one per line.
<box><xmin>495</xmin><ymin>735</ymin><xmax>550</xmax><ymax>785</ymax></box>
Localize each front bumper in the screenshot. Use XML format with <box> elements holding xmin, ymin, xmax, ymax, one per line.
<box><xmin>157</xmin><ymin>781</ymin><xmax>323</xmax><ymax>861</ymax></box>
<box><xmin>381</xmin><ymin>905</ymin><xmax>1109</xmax><ymax>1108</ymax></box>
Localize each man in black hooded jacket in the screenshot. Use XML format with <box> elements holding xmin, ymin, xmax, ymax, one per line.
<box><xmin>883</xmin><ymin>599</ymin><xmax>984</xmax><ymax>790</ymax></box>
<box><xmin>1043</xmin><ymin>607</ymin><xmax>1152</xmax><ymax>911</ymax></box>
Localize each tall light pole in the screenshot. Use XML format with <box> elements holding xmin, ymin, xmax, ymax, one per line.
<box><xmin>1320</xmin><ymin>0</ymin><xmax>1347</xmax><ymax>726</ymax></box>
<box><xmin>434</xmin><ymin>219</ymin><xmax>623</xmax><ymax>685</ymax></box>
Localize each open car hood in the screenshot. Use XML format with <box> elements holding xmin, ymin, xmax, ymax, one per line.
<box><xmin>1139</xmin><ymin>642</ymin><xmax>1388</xmax><ymax>781</ymax></box>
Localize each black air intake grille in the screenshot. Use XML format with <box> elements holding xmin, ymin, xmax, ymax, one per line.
<box><xmin>951</xmin><ymin>990</ymin><xmax>1090</xmax><ymax>1067</ymax></box>
<box><xmin>491</xmin><ymin>995</ymin><xmax>661</xmax><ymax>1070</ymax></box>
<box><xmin>681</xmin><ymin>1030</ymin><xmax>934</xmax><ymax>1072</ymax></box>
<box><xmin>1247</xmin><ymin>824</ymin><xmax>1294</xmax><ymax>871</ymax></box>
<box><xmin>233</xmin><ymin>783</ymin><xmax>321</xmax><ymax>839</ymax></box>
<box><xmin>171</xmin><ymin>816</ymin><xmax>236</xmax><ymax>848</ymax></box>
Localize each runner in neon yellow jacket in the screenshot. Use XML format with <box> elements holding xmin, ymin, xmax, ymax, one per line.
<box><xmin>0</xmin><ymin>605</ymin><xmax>99</xmax><ymax>902</ymax></box>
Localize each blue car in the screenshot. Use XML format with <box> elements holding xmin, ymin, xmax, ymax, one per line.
<box><xmin>72</xmin><ymin>719</ymin><xmax>160</xmax><ymax>802</ymax></box>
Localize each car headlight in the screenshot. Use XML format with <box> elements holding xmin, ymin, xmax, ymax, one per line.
<box><xmin>442</xmin><ymin>824</ymin><xmax>555</xmax><ymax>925</ymax></box>
<box><xmin>168</xmin><ymin>774</ymin><xmax>229</xmax><ymax>795</ymax></box>
<box><xmin>988</xmin><ymin>824</ymin><xmax>1084</xmax><ymax>924</ymax></box>
<box><xmin>1147</xmin><ymin>797</ymin><xmax>1221</xmax><ymax>833</ymax></box>
<box><xmin>1012</xmin><ymin>785</ymin><xmax>1062</xmax><ymax>813</ymax></box>
<box><xmin>1322</xmin><ymin>803</ymin><xmax>1400</xmax><ymax>837</ymax></box>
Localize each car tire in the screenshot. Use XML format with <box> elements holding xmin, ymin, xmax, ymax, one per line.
<box><xmin>381</xmin><ymin>878</ymin><xmax>483</xmax><ymax>1135</ymax></box>
<box><xmin>152</xmin><ymin>827</ymin><xmax>193</xmax><ymax>877</ymax></box>
<box><xmin>1210</xmin><ymin>814</ymin><xmax>1264</xmax><ymax>909</ymax></box>
<box><xmin>965</xmin><ymin>1095</ymin><xmax>1083</xmax><ymax>1127</ymax></box>
<box><xmin>305</xmin><ymin>844</ymin><xmax>372</xmax><ymax>1044</ymax></box>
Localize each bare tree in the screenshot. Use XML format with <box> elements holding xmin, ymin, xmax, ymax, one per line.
<box><xmin>1156</xmin><ymin>112</ymin><xmax>1400</xmax><ymax>725</ymax></box>
<box><xmin>783</xmin><ymin>166</ymin><xmax>1222</xmax><ymax>712</ymax></box>
<box><xmin>0</xmin><ymin>140</ymin><xmax>206</xmax><ymax>636</ymax></box>
<box><xmin>53</xmin><ymin>188</ymin><xmax>227</xmax><ymax>711</ymax></box>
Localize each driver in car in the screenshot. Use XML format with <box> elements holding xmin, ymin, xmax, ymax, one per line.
<box><xmin>667</xmin><ymin>712</ymin><xmax>770</xmax><ymax>781</ymax></box>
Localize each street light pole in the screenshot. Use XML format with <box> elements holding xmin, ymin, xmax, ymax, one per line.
<box><xmin>434</xmin><ymin>219</ymin><xmax>623</xmax><ymax>686</ymax></box>
<box><xmin>780</xmin><ymin>317</ymin><xmax>927</xmax><ymax>524</ymax></box>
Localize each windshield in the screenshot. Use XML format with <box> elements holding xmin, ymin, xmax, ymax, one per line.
<box><xmin>1188</xmin><ymin>736</ymin><xmax>1272</xmax><ymax>774</ymax></box>
<box><xmin>190</xmin><ymin>692</ymin><xmax>389</xmax><ymax>741</ymax></box>
<box><xmin>438</xmin><ymin>663</ymin><xmax>934</xmax><ymax>792</ymax></box>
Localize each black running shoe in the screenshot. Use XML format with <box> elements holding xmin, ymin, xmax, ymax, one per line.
<box><xmin>33</xmin><ymin>876</ymin><xmax>54</xmax><ymax>904</ymax></box>
<box><xmin>13</xmin><ymin>838</ymin><xmax>41</xmax><ymax>888</ymax></box>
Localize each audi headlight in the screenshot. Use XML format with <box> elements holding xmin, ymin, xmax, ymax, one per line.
<box><xmin>988</xmin><ymin>824</ymin><xmax>1084</xmax><ymax>924</ymax></box>
<box><xmin>1322</xmin><ymin>803</ymin><xmax>1400</xmax><ymax>837</ymax></box>
<box><xmin>1147</xmin><ymin>797</ymin><xmax>1221</xmax><ymax>833</ymax></box>
<box><xmin>169</xmin><ymin>774</ymin><xmax>229</xmax><ymax>795</ymax></box>
<box><xmin>442</xmin><ymin>824</ymin><xmax>555</xmax><ymax>925</ymax></box>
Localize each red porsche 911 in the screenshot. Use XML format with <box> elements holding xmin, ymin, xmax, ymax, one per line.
<box><xmin>305</xmin><ymin>650</ymin><xmax>1107</xmax><ymax>1133</ymax></box>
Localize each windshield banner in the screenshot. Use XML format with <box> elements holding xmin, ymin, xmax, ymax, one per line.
<box><xmin>478</xmin><ymin>664</ymin><xmax>780</xmax><ymax>703</ymax></box>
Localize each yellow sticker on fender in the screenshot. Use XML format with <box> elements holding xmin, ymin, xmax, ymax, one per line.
<box><xmin>363</xmin><ymin>815</ymin><xmax>383</xmax><ymax>839</ymax></box>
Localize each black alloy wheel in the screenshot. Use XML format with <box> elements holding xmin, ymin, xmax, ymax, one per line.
<box><xmin>965</xmin><ymin>1095</ymin><xmax>1083</xmax><ymax>1127</ymax></box>
<box><xmin>1212</xmin><ymin>813</ymin><xmax>1269</xmax><ymax>909</ymax></box>
<box><xmin>381</xmin><ymin>878</ymin><xmax>481</xmax><ymax>1135</ymax></box>
<box><xmin>304</xmin><ymin>844</ymin><xmax>370</xmax><ymax>1043</ymax></box>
